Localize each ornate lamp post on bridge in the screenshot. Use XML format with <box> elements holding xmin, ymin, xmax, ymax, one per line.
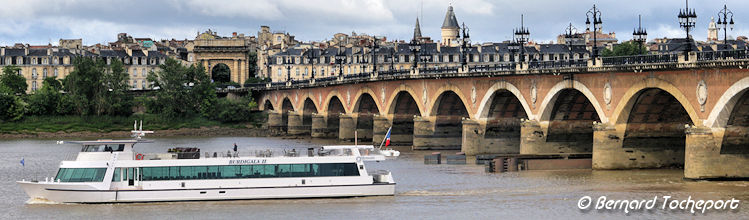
<box><xmin>335</xmin><ymin>49</ymin><xmax>347</xmax><ymax>79</ymax></box>
<box><xmin>513</xmin><ymin>14</ymin><xmax>530</xmax><ymax>69</ymax></box>
<box><xmin>678</xmin><ymin>0</ymin><xmax>697</xmax><ymax>60</ymax></box>
<box><xmin>409</xmin><ymin>40</ymin><xmax>421</xmax><ymax>70</ymax></box>
<box><xmin>305</xmin><ymin>48</ymin><xmax>318</xmax><ymax>80</ymax></box>
<box><xmin>563</xmin><ymin>23</ymin><xmax>580</xmax><ymax>62</ymax></box>
<box><xmin>369</xmin><ymin>37</ymin><xmax>380</xmax><ymax>77</ymax></box>
<box><xmin>717</xmin><ymin>4</ymin><xmax>735</xmax><ymax>53</ymax></box>
<box><xmin>586</xmin><ymin>4</ymin><xmax>603</xmax><ymax>65</ymax></box>
<box><xmin>459</xmin><ymin>22</ymin><xmax>471</xmax><ymax>67</ymax></box>
<box><xmin>633</xmin><ymin>15</ymin><xmax>648</xmax><ymax>55</ymax></box>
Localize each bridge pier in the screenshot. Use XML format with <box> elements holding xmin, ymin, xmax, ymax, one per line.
<box><xmin>268</xmin><ymin>112</ymin><xmax>286</xmax><ymax>135</ymax></box>
<box><xmin>338</xmin><ymin>114</ymin><xmax>356</xmax><ymax>141</ymax></box>
<box><xmin>592</xmin><ymin>123</ymin><xmax>684</xmax><ymax>169</ymax></box>
<box><xmin>685</xmin><ymin>126</ymin><xmax>749</xmax><ymax>179</ymax></box>
<box><xmin>287</xmin><ymin>112</ymin><xmax>308</xmax><ymax>136</ymax></box>
<box><xmin>520</xmin><ymin>120</ymin><xmax>593</xmax><ymax>154</ymax></box>
<box><xmin>412</xmin><ymin>116</ymin><xmax>461</xmax><ymax>150</ymax></box>
<box><xmin>463</xmin><ymin>119</ymin><xmax>522</xmax><ymax>156</ymax></box>
<box><xmin>372</xmin><ymin>115</ymin><xmax>391</xmax><ymax>146</ymax></box>
<box><xmin>311</xmin><ymin>114</ymin><xmax>328</xmax><ymax>138</ymax></box>
<box><xmin>461</xmin><ymin>119</ymin><xmax>482</xmax><ymax>155</ymax></box>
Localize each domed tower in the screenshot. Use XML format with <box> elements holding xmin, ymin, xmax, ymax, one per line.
<box><xmin>441</xmin><ymin>5</ymin><xmax>459</xmax><ymax>46</ymax></box>
<box><xmin>708</xmin><ymin>17</ymin><xmax>718</xmax><ymax>42</ymax></box>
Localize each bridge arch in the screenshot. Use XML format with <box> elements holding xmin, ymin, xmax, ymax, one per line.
<box><xmin>388</xmin><ymin>90</ymin><xmax>422</xmax><ymax>146</ymax></box>
<box><xmin>429</xmin><ymin>84</ymin><xmax>473</xmax><ymax>117</ymax></box>
<box><xmin>386</xmin><ymin>84</ymin><xmax>426</xmax><ymax>117</ymax></box>
<box><xmin>322</xmin><ymin>90</ymin><xmax>349</xmax><ymax>114</ymax></box>
<box><xmin>476</xmin><ymin>81</ymin><xmax>533</xmax><ymax>119</ymax></box>
<box><xmin>611</xmin><ymin>78</ymin><xmax>701</xmax><ymax>126</ymax></box>
<box><xmin>302</xmin><ymin>97</ymin><xmax>318</xmax><ymax>133</ymax></box>
<box><xmin>706</xmin><ymin>77</ymin><xmax>749</xmax><ymax>128</ymax></box>
<box><xmin>353</xmin><ymin>92</ymin><xmax>380</xmax><ymax>141</ymax></box>
<box><xmin>299</xmin><ymin>92</ymin><xmax>320</xmax><ymax>113</ymax></box>
<box><xmin>326</xmin><ymin>96</ymin><xmax>346</xmax><ymax>137</ymax></box>
<box><xmin>262</xmin><ymin>99</ymin><xmax>274</xmax><ymax>111</ymax></box>
<box><xmin>538</xmin><ymin>80</ymin><xmax>607</xmax><ymax>123</ymax></box>
<box><xmin>352</xmin><ymin>87</ymin><xmax>384</xmax><ymax>115</ymax></box>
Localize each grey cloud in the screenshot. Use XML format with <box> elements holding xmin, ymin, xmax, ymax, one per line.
<box><xmin>1</xmin><ymin>0</ymin><xmax>749</xmax><ymax>45</ymax></box>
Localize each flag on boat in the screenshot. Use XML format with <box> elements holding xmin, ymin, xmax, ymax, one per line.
<box><xmin>20</xmin><ymin>158</ymin><xmax>24</xmax><ymax>167</ymax></box>
<box><xmin>384</xmin><ymin>127</ymin><xmax>392</xmax><ymax>147</ymax></box>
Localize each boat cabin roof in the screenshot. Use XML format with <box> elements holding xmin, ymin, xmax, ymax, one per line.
<box><xmin>67</xmin><ymin>139</ymin><xmax>153</xmax><ymax>145</ymax></box>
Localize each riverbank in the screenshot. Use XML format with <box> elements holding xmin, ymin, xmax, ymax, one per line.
<box><xmin>0</xmin><ymin>126</ymin><xmax>268</xmax><ymax>139</ymax></box>
<box><xmin>0</xmin><ymin>114</ymin><xmax>268</xmax><ymax>139</ymax></box>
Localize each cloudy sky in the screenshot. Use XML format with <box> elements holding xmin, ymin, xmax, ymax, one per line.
<box><xmin>1</xmin><ymin>0</ymin><xmax>748</xmax><ymax>46</ymax></box>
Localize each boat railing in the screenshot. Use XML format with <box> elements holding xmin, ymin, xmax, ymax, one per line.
<box><xmin>136</xmin><ymin>147</ymin><xmax>357</xmax><ymax>160</ymax></box>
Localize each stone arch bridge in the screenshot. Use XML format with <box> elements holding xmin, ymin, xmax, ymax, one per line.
<box><xmin>255</xmin><ymin>56</ymin><xmax>749</xmax><ymax>180</ymax></box>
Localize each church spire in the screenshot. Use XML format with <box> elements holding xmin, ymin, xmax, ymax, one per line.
<box><xmin>414</xmin><ymin>18</ymin><xmax>422</xmax><ymax>40</ymax></box>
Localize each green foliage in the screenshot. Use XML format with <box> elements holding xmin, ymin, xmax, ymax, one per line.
<box><xmin>0</xmin><ymin>93</ymin><xmax>25</xmax><ymax>121</ymax></box>
<box><xmin>1</xmin><ymin>65</ymin><xmax>27</xmax><ymax>95</ymax></box>
<box><xmin>64</xmin><ymin>57</ymin><xmax>132</xmax><ymax>116</ymax></box>
<box><xmin>148</xmin><ymin>58</ymin><xmax>217</xmax><ymax>118</ymax></box>
<box><xmin>211</xmin><ymin>98</ymin><xmax>252</xmax><ymax>123</ymax></box>
<box><xmin>42</xmin><ymin>77</ymin><xmax>63</xmax><ymax>91</ymax></box>
<box><xmin>248</xmin><ymin>51</ymin><xmax>258</xmax><ymax>77</ymax></box>
<box><xmin>95</xmin><ymin>59</ymin><xmax>133</xmax><ymax>116</ymax></box>
<box><xmin>211</xmin><ymin>63</ymin><xmax>231</xmax><ymax>83</ymax></box>
<box><xmin>602</xmin><ymin>41</ymin><xmax>648</xmax><ymax>57</ymax></box>
<box><xmin>25</xmin><ymin>80</ymin><xmax>62</xmax><ymax>116</ymax></box>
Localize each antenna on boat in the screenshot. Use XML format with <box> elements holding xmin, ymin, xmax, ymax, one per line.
<box><xmin>131</xmin><ymin>120</ymin><xmax>153</xmax><ymax>139</ymax></box>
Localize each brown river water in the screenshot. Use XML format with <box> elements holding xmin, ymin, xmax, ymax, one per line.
<box><xmin>1</xmin><ymin>136</ymin><xmax>747</xmax><ymax>219</ymax></box>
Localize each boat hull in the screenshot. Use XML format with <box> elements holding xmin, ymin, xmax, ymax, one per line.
<box><xmin>18</xmin><ymin>181</ymin><xmax>395</xmax><ymax>203</ymax></box>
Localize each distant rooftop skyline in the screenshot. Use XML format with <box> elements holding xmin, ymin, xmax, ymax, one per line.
<box><xmin>1</xmin><ymin>0</ymin><xmax>748</xmax><ymax>46</ymax></box>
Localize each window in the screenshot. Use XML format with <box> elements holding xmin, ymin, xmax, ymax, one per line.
<box><xmin>32</xmin><ymin>81</ymin><xmax>37</xmax><ymax>91</ymax></box>
<box><xmin>304</xmin><ymin>68</ymin><xmax>308</xmax><ymax>77</ymax></box>
<box><xmin>295</xmin><ymin>68</ymin><xmax>299</xmax><ymax>76</ymax></box>
<box><xmin>54</xmin><ymin>69</ymin><xmax>59</xmax><ymax>77</ymax></box>
<box><xmin>32</xmin><ymin>69</ymin><xmax>37</xmax><ymax>79</ymax></box>
<box><xmin>55</xmin><ymin>168</ymin><xmax>107</xmax><ymax>182</ymax></box>
<box><xmin>139</xmin><ymin>163</ymin><xmax>359</xmax><ymax>181</ymax></box>
<box><xmin>132</xmin><ymin>69</ymin><xmax>137</xmax><ymax>77</ymax></box>
<box><xmin>277</xmin><ymin>68</ymin><xmax>282</xmax><ymax>77</ymax></box>
<box><xmin>142</xmin><ymin>68</ymin><xmax>146</xmax><ymax>77</ymax></box>
<box><xmin>81</xmin><ymin>144</ymin><xmax>125</xmax><ymax>152</ymax></box>
<box><xmin>43</xmin><ymin>68</ymin><xmax>47</xmax><ymax>78</ymax></box>
<box><xmin>141</xmin><ymin>80</ymin><xmax>146</xmax><ymax>89</ymax></box>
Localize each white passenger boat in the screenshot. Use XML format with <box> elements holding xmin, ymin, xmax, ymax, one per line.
<box><xmin>17</xmin><ymin>126</ymin><xmax>396</xmax><ymax>203</ymax></box>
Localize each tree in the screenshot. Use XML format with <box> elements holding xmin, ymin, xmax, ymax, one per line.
<box><xmin>148</xmin><ymin>58</ymin><xmax>216</xmax><ymax>118</ymax></box>
<box><xmin>1</xmin><ymin>65</ymin><xmax>27</xmax><ymax>95</ymax></box>
<box><xmin>63</xmin><ymin>57</ymin><xmax>132</xmax><ymax>116</ymax></box>
<box><xmin>211</xmin><ymin>64</ymin><xmax>231</xmax><ymax>83</ymax></box>
<box><xmin>96</xmin><ymin>59</ymin><xmax>133</xmax><ymax>116</ymax></box>
<box><xmin>0</xmin><ymin>93</ymin><xmax>25</xmax><ymax>121</ymax></box>
<box><xmin>26</xmin><ymin>77</ymin><xmax>63</xmax><ymax>115</ymax></box>
<box><xmin>64</xmin><ymin>57</ymin><xmax>106</xmax><ymax>115</ymax></box>
<box><xmin>601</xmin><ymin>41</ymin><xmax>648</xmax><ymax>57</ymax></box>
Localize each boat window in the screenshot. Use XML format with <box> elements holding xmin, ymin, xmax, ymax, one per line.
<box><xmin>81</xmin><ymin>144</ymin><xmax>125</xmax><ymax>152</ymax></box>
<box><xmin>139</xmin><ymin>163</ymin><xmax>359</xmax><ymax>181</ymax></box>
<box><xmin>55</xmin><ymin>168</ymin><xmax>107</xmax><ymax>182</ymax></box>
<box><xmin>112</xmin><ymin>168</ymin><xmax>121</xmax><ymax>182</ymax></box>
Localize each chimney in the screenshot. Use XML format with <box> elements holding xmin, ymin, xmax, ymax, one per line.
<box><xmin>1</xmin><ymin>47</ymin><xmax>4</xmax><ymax>56</ymax></box>
<box><xmin>24</xmin><ymin>47</ymin><xmax>29</xmax><ymax>56</ymax></box>
<box><xmin>233</xmin><ymin>32</ymin><xmax>238</xmax><ymax>37</ymax></box>
<box><xmin>47</xmin><ymin>48</ymin><xmax>52</xmax><ymax>56</ymax></box>
<box><xmin>143</xmin><ymin>49</ymin><xmax>149</xmax><ymax>57</ymax></box>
